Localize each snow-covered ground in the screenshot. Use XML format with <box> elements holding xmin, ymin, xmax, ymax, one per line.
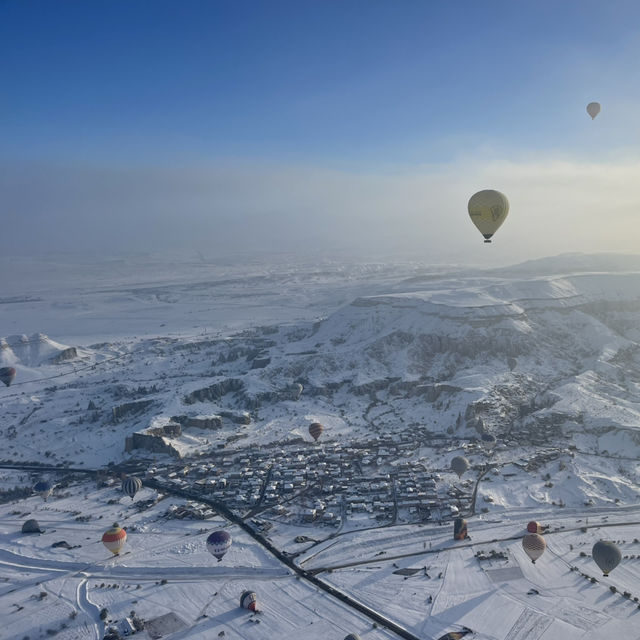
<box><xmin>1</xmin><ymin>251</ymin><xmax>640</xmax><ymax>639</ymax></box>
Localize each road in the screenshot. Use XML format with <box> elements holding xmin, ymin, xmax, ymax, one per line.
<box><xmin>0</xmin><ymin>463</ymin><xmax>427</xmax><ymax>640</ymax></box>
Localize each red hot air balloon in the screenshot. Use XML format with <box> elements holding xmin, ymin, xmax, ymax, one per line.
<box><xmin>309</xmin><ymin>422</ymin><xmax>323</xmax><ymax>442</ymax></box>
<box><xmin>527</xmin><ymin>521</ymin><xmax>542</xmax><ymax>534</ymax></box>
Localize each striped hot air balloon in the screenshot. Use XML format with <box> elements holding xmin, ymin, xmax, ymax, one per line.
<box><xmin>0</xmin><ymin>367</ymin><xmax>16</xmax><ymax>387</ymax></box>
<box><xmin>207</xmin><ymin>530</ymin><xmax>232</xmax><ymax>561</ymax></box>
<box><xmin>522</xmin><ymin>533</ymin><xmax>546</xmax><ymax>564</ymax></box>
<box><xmin>122</xmin><ymin>476</ymin><xmax>143</xmax><ymax>500</ymax></box>
<box><xmin>309</xmin><ymin>422</ymin><xmax>323</xmax><ymax>442</ymax></box>
<box><xmin>102</xmin><ymin>523</ymin><xmax>127</xmax><ymax>555</ymax></box>
<box><xmin>240</xmin><ymin>590</ymin><xmax>258</xmax><ymax>612</ymax></box>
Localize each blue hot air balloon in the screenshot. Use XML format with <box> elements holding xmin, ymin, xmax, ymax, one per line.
<box><xmin>34</xmin><ymin>481</ymin><xmax>53</xmax><ymax>501</ymax></box>
<box><xmin>207</xmin><ymin>530</ymin><xmax>232</xmax><ymax>561</ymax></box>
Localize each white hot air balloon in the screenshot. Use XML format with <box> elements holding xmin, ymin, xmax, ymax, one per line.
<box><xmin>522</xmin><ymin>533</ymin><xmax>546</xmax><ymax>564</ymax></box>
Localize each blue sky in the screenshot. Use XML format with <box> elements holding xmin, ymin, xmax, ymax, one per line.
<box><xmin>2</xmin><ymin>1</ymin><xmax>640</xmax><ymax>258</ymax></box>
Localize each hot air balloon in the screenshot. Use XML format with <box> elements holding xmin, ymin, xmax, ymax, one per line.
<box><xmin>0</xmin><ymin>367</ymin><xmax>16</xmax><ymax>387</ymax></box>
<box><xmin>481</xmin><ymin>433</ymin><xmax>496</xmax><ymax>446</ymax></box>
<box><xmin>207</xmin><ymin>530</ymin><xmax>232</xmax><ymax>562</ymax></box>
<box><xmin>122</xmin><ymin>476</ymin><xmax>143</xmax><ymax>500</ymax></box>
<box><xmin>527</xmin><ymin>521</ymin><xmax>542</xmax><ymax>534</ymax></box>
<box><xmin>240</xmin><ymin>590</ymin><xmax>258</xmax><ymax>612</ymax></box>
<box><xmin>522</xmin><ymin>533</ymin><xmax>546</xmax><ymax>564</ymax></box>
<box><xmin>592</xmin><ymin>540</ymin><xmax>621</xmax><ymax>576</ymax></box>
<box><xmin>586</xmin><ymin>102</ymin><xmax>601</xmax><ymax>119</ymax></box>
<box><xmin>309</xmin><ymin>422</ymin><xmax>323</xmax><ymax>442</ymax></box>
<box><xmin>453</xmin><ymin>517</ymin><xmax>468</xmax><ymax>540</ymax></box>
<box><xmin>21</xmin><ymin>519</ymin><xmax>42</xmax><ymax>534</ymax></box>
<box><xmin>467</xmin><ymin>189</ymin><xmax>509</xmax><ymax>243</ymax></box>
<box><xmin>102</xmin><ymin>523</ymin><xmax>127</xmax><ymax>555</ymax></box>
<box><xmin>437</xmin><ymin>632</ymin><xmax>472</xmax><ymax>640</ymax></box>
<box><xmin>450</xmin><ymin>456</ymin><xmax>470</xmax><ymax>479</ymax></box>
<box><xmin>34</xmin><ymin>481</ymin><xmax>53</xmax><ymax>501</ymax></box>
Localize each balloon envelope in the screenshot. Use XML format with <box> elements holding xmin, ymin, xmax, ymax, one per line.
<box><xmin>450</xmin><ymin>456</ymin><xmax>470</xmax><ymax>479</ymax></box>
<box><xmin>122</xmin><ymin>476</ymin><xmax>143</xmax><ymax>500</ymax></box>
<box><xmin>522</xmin><ymin>533</ymin><xmax>546</xmax><ymax>563</ymax></box>
<box><xmin>34</xmin><ymin>481</ymin><xmax>52</xmax><ymax>500</ymax></box>
<box><xmin>22</xmin><ymin>519</ymin><xmax>42</xmax><ymax>534</ymax></box>
<box><xmin>102</xmin><ymin>523</ymin><xmax>127</xmax><ymax>555</ymax></box>
<box><xmin>207</xmin><ymin>530</ymin><xmax>232</xmax><ymax>561</ymax></box>
<box><xmin>309</xmin><ymin>422</ymin><xmax>324</xmax><ymax>441</ymax></box>
<box><xmin>453</xmin><ymin>518</ymin><xmax>468</xmax><ymax>540</ymax></box>
<box><xmin>592</xmin><ymin>540</ymin><xmax>621</xmax><ymax>576</ymax></box>
<box><xmin>240</xmin><ymin>590</ymin><xmax>257</xmax><ymax>611</ymax></box>
<box><xmin>527</xmin><ymin>521</ymin><xmax>541</xmax><ymax>534</ymax></box>
<box><xmin>0</xmin><ymin>367</ymin><xmax>16</xmax><ymax>387</ymax></box>
<box><xmin>467</xmin><ymin>190</ymin><xmax>509</xmax><ymax>243</ymax></box>
<box><xmin>586</xmin><ymin>102</ymin><xmax>601</xmax><ymax>119</ymax></box>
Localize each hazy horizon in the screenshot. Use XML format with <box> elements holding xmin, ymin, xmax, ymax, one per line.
<box><xmin>3</xmin><ymin>1</ymin><xmax>640</xmax><ymax>262</ymax></box>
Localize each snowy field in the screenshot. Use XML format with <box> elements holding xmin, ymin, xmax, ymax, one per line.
<box><xmin>1</xmin><ymin>252</ymin><xmax>640</xmax><ymax>639</ymax></box>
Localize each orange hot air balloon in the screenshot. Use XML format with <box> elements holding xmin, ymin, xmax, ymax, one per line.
<box><xmin>102</xmin><ymin>523</ymin><xmax>127</xmax><ymax>555</ymax></box>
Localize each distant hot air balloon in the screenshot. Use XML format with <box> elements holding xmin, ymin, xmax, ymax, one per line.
<box><xmin>527</xmin><ymin>521</ymin><xmax>542</xmax><ymax>534</ymax></box>
<box><xmin>436</xmin><ymin>632</ymin><xmax>472</xmax><ymax>640</ymax></box>
<box><xmin>0</xmin><ymin>367</ymin><xmax>16</xmax><ymax>387</ymax></box>
<box><xmin>207</xmin><ymin>530</ymin><xmax>232</xmax><ymax>562</ymax></box>
<box><xmin>467</xmin><ymin>189</ymin><xmax>509</xmax><ymax>243</ymax></box>
<box><xmin>240</xmin><ymin>590</ymin><xmax>258</xmax><ymax>612</ymax></box>
<box><xmin>102</xmin><ymin>523</ymin><xmax>127</xmax><ymax>555</ymax></box>
<box><xmin>122</xmin><ymin>476</ymin><xmax>143</xmax><ymax>500</ymax></box>
<box><xmin>481</xmin><ymin>433</ymin><xmax>496</xmax><ymax>446</ymax></box>
<box><xmin>21</xmin><ymin>519</ymin><xmax>42</xmax><ymax>534</ymax></box>
<box><xmin>34</xmin><ymin>481</ymin><xmax>53</xmax><ymax>501</ymax></box>
<box><xmin>586</xmin><ymin>102</ymin><xmax>601</xmax><ymax>119</ymax></box>
<box><xmin>453</xmin><ymin>517</ymin><xmax>468</xmax><ymax>540</ymax></box>
<box><xmin>309</xmin><ymin>422</ymin><xmax>324</xmax><ymax>442</ymax></box>
<box><xmin>592</xmin><ymin>540</ymin><xmax>621</xmax><ymax>576</ymax></box>
<box><xmin>522</xmin><ymin>533</ymin><xmax>546</xmax><ymax>564</ymax></box>
<box><xmin>450</xmin><ymin>456</ymin><xmax>470</xmax><ymax>479</ymax></box>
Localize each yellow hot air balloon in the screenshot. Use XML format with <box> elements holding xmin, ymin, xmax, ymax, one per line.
<box><xmin>586</xmin><ymin>102</ymin><xmax>601</xmax><ymax>119</ymax></box>
<box><xmin>467</xmin><ymin>190</ymin><xmax>509</xmax><ymax>243</ymax></box>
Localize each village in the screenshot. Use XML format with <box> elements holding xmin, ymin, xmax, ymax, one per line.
<box><xmin>134</xmin><ymin>428</ymin><xmax>571</xmax><ymax>533</ymax></box>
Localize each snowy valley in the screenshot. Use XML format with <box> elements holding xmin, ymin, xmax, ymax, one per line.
<box><xmin>1</xmin><ymin>253</ymin><xmax>640</xmax><ymax>640</ymax></box>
